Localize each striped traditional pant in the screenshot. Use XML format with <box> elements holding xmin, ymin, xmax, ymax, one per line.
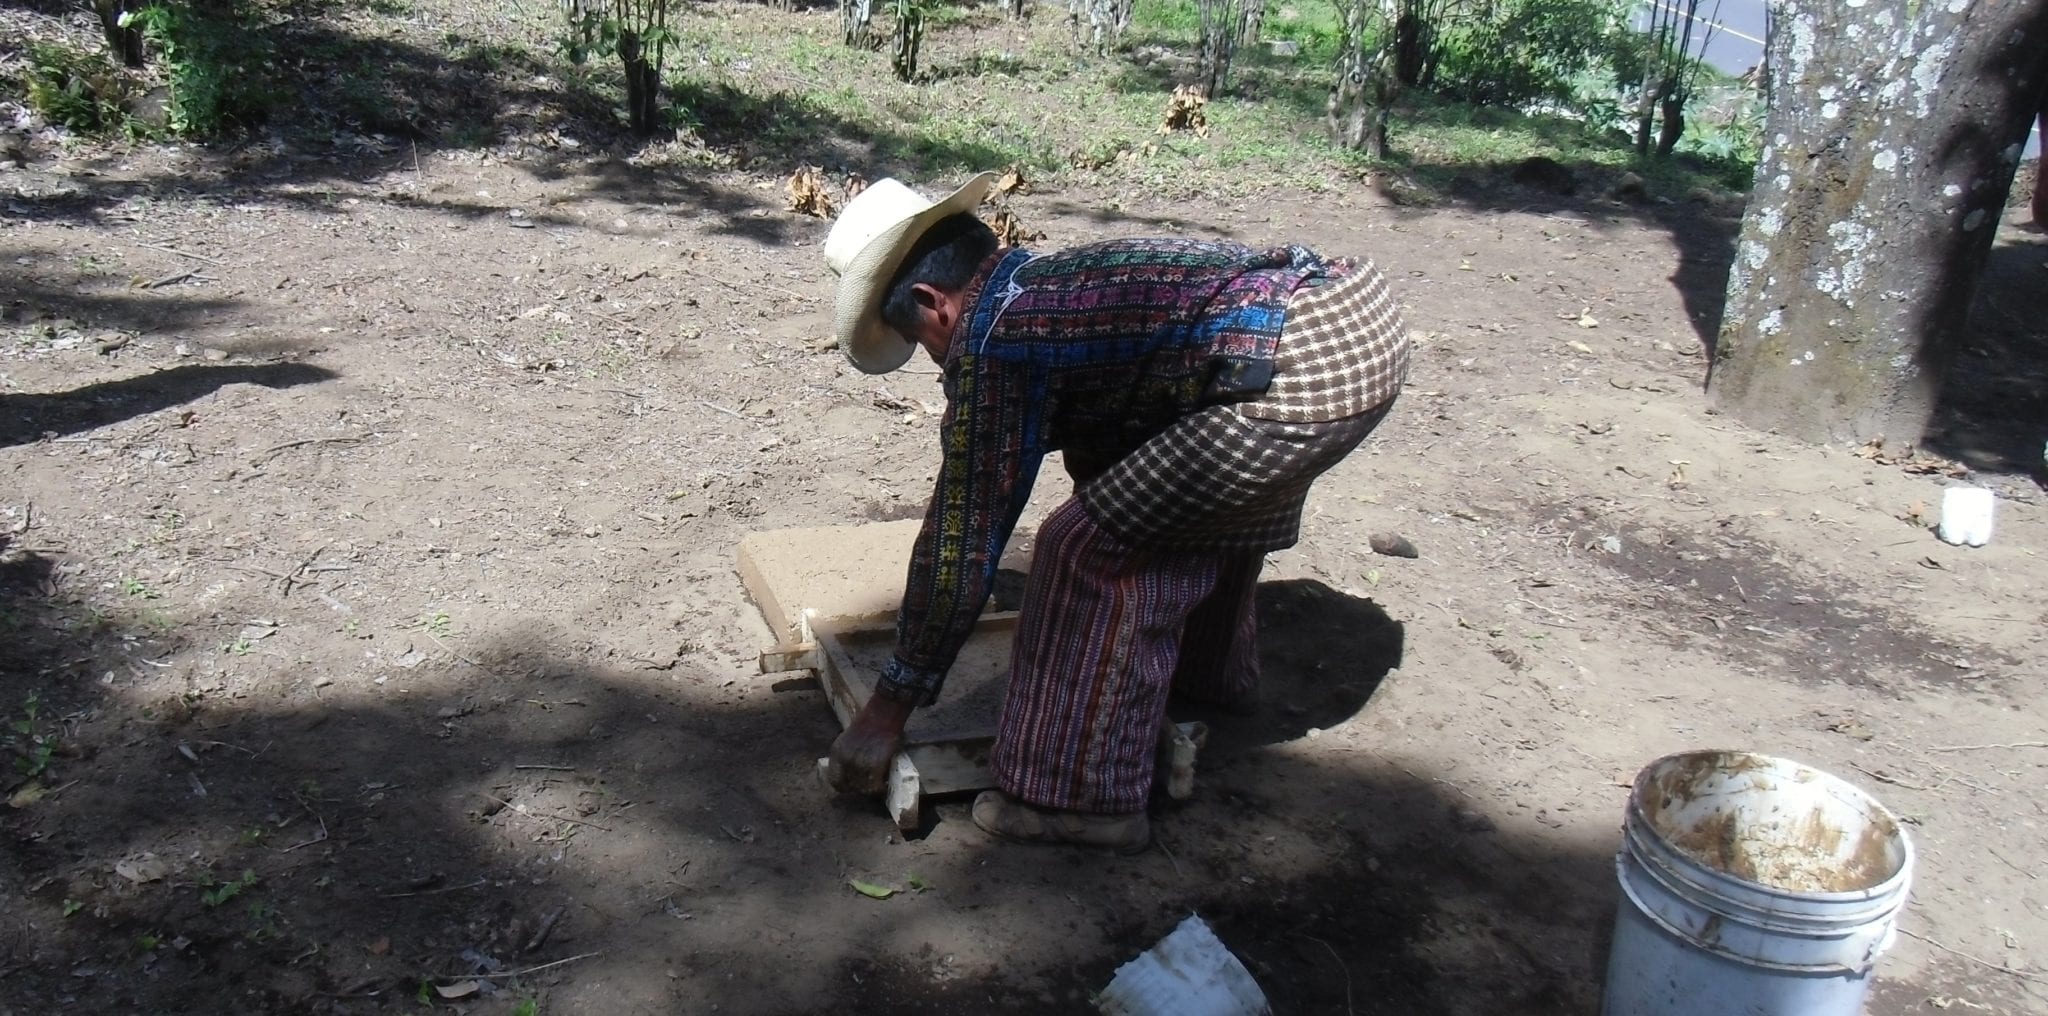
<box><xmin>990</xmin><ymin>498</ymin><xmax>1265</xmax><ymax>815</ymax></box>
<box><xmin>990</xmin><ymin>399</ymin><xmax>1390</xmax><ymax>814</ymax></box>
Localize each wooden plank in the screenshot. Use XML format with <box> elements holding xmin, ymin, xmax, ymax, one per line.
<box><xmin>811</xmin><ymin>632</ymin><xmax>864</xmax><ymax>729</ymax></box>
<box><xmin>821</xmin><ymin>626</ymin><xmax>1009</xmax><ymax>746</ymax></box>
<box><xmin>757</xmin><ymin>641</ymin><xmax>820</xmax><ymax>674</ymax></box>
<box><xmin>906</xmin><ymin>741</ymin><xmax>994</xmax><ymax>796</ymax></box>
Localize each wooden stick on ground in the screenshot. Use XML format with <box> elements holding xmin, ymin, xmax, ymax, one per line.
<box><xmin>1925</xmin><ymin>741</ymin><xmax>2048</xmax><ymax>753</ymax></box>
<box><xmin>137</xmin><ymin>242</ymin><xmax>226</xmax><ymax>266</ymax></box>
<box><xmin>1899</xmin><ymin>928</ymin><xmax>2048</xmax><ymax>988</ymax></box>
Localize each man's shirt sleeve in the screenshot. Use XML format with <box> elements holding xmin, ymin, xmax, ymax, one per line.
<box><xmin>879</xmin><ymin>350</ymin><xmax>1045</xmax><ymax>706</ymax></box>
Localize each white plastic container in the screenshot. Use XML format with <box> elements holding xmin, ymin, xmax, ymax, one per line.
<box><xmin>1602</xmin><ymin>750</ymin><xmax>1913</xmax><ymax>1016</ymax></box>
<box><xmin>1937</xmin><ymin>486</ymin><xmax>1995</xmax><ymax>547</ymax></box>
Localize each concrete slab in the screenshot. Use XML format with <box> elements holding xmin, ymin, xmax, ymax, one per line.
<box><xmin>737</xmin><ymin>518</ymin><xmax>1030</xmax><ymax>642</ymax></box>
<box><xmin>737</xmin><ymin>519</ymin><xmax>923</xmax><ymax>642</ymax></box>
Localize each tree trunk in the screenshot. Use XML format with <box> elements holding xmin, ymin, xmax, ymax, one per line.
<box><xmin>842</xmin><ymin>0</ymin><xmax>874</xmax><ymax>46</ymax></box>
<box><xmin>1328</xmin><ymin>0</ymin><xmax>1396</xmax><ymax>156</ymax></box>
<box><xmin>1393</xmin><ymin>8</ymin><xmax>1427</xmax><ymax>87</ymax></box>
<box><xmin>1197</xmin><ymin>0</ymin><xmax>1239</xmax><ymax>97</ymax></box>
<box><xmin>1708</xmin><ymin>0</ymin><xmax>2048</xmax><ymax>445</ymax></box>
<box><xmin>891</xmin><ymin>4</ymin><xmax>924</xmax><ymax>81</ymax></box>
<box><xmin>93</xmin><ymin>0</ymin><xmax>146</xmax><ymax>67</ymax></box>
<box><xmin>1236</xmin><ymin>0</ymin><xmax>1266</xmax><ymax>49</ymax></box>
<box><xmin>618</xmin><ymin>30</ymin><xmax>664</xmax><ymax>137</ymax></box>
<box><xmin>1654</xmin><ymin>91</ymin><xmax>1685</xmax><ymax>156</ymax></box>
<box><xmin>1075</xmin><ymin>0</ymin><xmax>1128</xmax><ymax>54</ymax></box>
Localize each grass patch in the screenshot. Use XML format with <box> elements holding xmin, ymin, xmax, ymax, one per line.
<box><xmin>643</xmin><ymin>2</ymin><xmax>1740</xmax><ymax>202</ymax></box>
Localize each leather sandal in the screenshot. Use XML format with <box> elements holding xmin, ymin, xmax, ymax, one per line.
<box><xmin>971</xmin><ymin>791</ymin><xmax>1152</xmax><ymax>855</ymax></box>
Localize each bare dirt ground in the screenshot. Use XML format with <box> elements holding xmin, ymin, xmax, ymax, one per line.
<box><xmin>6</xmin><ymin>12</ymin><xmax>2048</xmax><ymax>1016</ymax></box>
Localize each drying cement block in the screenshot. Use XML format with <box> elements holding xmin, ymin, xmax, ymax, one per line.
<box><xmin>738</xmin><ymin>519</ymin><xmax>923</xmax><ymax>642</ymax></box>
<box><xmin>737</xmin><ymin>518</ymin><xmax>1032</xmax><ymax>642</ymax></box>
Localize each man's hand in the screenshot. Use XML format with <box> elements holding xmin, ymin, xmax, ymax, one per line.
<box><xmin>826</xmin><ymin>694</ymin><xmax>915</xmax><ymax>795</ymax></box>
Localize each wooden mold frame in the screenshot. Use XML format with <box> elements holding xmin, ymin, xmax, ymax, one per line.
<box><xmin>760</xmin><ymin>609</ymin><xmax>1210</xmax><ymax>832</ymax></box>
<box><xmin>758</xmin><ymin>609</ymin><xmax>1018</xmax><ymax>831</ymax></box>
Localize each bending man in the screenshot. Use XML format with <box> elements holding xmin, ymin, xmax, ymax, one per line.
<box><xmin>819</xmin><ymin>175</ymin><xmax>1410</xmax><ymax>853</ymax></box>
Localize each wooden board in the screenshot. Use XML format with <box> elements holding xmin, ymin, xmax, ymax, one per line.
<box><xmin>821</xmin><ymin>622</ymin><xmax>1015</xmax><ymax>746</ymax></box>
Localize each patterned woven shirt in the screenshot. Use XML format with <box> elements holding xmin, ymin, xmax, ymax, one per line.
<box><xmin>881</xmin><ymin>238</ymin><xmax>1405</xmax><ymax>703</ymax></box>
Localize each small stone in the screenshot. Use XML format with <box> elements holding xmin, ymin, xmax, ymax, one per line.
<box><xmin>1368</xmin><ymin>532</ymin><xmax>1419</xmax><ymax>558</ymax></box>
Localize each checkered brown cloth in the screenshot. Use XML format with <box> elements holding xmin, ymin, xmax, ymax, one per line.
<box><xmin>1073</xmin><ymin>259</ymin><xmax>1408</xmax><ymax>554</ymax></box>
<box><xmin>1075</xmin><ymin>400</ymin><xmax>1393</xmax><ymax>553</ymax></box>
<box><xmin>1241</xmin><ymin>257</ymin><xmax>1410</xmax><ymax>423</ymax></box>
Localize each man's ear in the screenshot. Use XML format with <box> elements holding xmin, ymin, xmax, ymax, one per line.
<box><xmin>910</xmin><ymin>282</ymin><xmax>957</xmax><ymax>333</ymax></box>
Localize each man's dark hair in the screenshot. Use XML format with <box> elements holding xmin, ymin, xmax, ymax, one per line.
<box><xmin>879</xmin><ymin>213</ymin><xmax>999</xmax><ymax>338</ymax></box>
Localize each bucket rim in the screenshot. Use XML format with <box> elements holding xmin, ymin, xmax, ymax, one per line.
<box><xmin>1613</xmin><ymin>850</ymin><xmax>1887</xmax><ymax>976</ymax></box>
<box><xmin>1628</xmin><ymin>749</ymin><xmax>1916</xmax><ymax>901</ymax></box>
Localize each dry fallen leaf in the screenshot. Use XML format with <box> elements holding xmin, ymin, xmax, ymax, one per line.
<box><xmin>1576</xmin><ymin>308</ymin><xmax>1599</xmax><ymax>328</ymax></box>
<box><xmin>434</xmin><ymin>980</ymin><xmax>480</xmax><ymax>999</ymax></box>
<box><xmin>7</xmin><ymin>781</ymin><xmax>46</xmax><ymax>809</ymax></box>
<box><xmin>1567</xmin><ymin>340</ymin><xmax>1594</xmax><ymax>355</ymax></box>
<box><xmin>981</xmin><ymin>206</ymin><xmax>1046</xmax><ymax>247</ymax></box>
<box><xmin>994</xmin><ymin>164</ymin><xmax>1029</xmax><ymax>197</ymax></box>
<box><xmin>786</xmin><ymin>165</ymin><xmax>836</xmax><ymax>218</ymax></box>
<box><xmin>114</xmin><ymin>853</ymin><xmax>170</xmax><ymax>884</ymax></box>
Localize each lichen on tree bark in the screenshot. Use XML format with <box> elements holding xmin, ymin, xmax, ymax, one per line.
<box><xmin>1708</xmin><ymin>0</ymin><xmax>2048</xmax><ymax>446</ymax></box>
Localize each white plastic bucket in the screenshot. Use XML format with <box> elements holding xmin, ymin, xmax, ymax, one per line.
<box><xmin>1602</xmin><ymin>750</ymin><xmax>1914</xmax><ymax>1016</ymax></box>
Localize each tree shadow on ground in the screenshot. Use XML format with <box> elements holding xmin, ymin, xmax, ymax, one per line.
<box><xmin>0</xmin><ymin>573</ymin><xmax>1613</xmax><ymax>1013</ymax></box>
<box><xmin>665</xmin><ymin>78</ymin><xmax>1027</xmax><ymax>180</ymax></box>
<box><xmin>2</xmin><ymin>261</ymin><xmax>246</xmax><ymax>337</ymax></box>
<box><xmin>1925</xmin><ymin>231</ymin><xmax>2048</xmax><ymax>477</ymax></box>
<box><xmin>0</xmin><ymin>363</ymin><xmax>337</xmax><ymax>448</ymax></box>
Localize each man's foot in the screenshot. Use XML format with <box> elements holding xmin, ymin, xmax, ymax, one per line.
<box><xmin>971</xmin><ymin>791</ymin><xmax>1151</xmax><ymax>854</ymax></box>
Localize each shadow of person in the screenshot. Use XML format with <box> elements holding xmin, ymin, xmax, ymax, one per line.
<box><xmin>0</xmin><ymin>362</ymin><xmax>338</xmax><ymax>449</ymax></box>
<box><xmin>1171</xmin><ymin>578</ymin><xmax>1406</xmax><ymax>747</ymax></box>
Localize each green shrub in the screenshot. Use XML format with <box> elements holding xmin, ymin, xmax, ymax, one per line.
<box><xmin>127</xmin><ymin>3</ymin><xmax>275</xmax><ymax>136</ymax></box>
<box><xmin>1432</xmin><ymin>0</ymin><xmax>1615</xmax><ymax>108</ymax></box>
<box><xmin>24</xmin><ymin>42</ymin><xmax>137</xmax><ymax>134</ymax></box>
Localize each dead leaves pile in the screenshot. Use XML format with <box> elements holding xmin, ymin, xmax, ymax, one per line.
<box><xmin>991</xmin><ymin>164</ymin><xmax>1028</xmax><ymax>199</ymax></box>
<box><xmin>979</xmin><ymin>164</ymin><xmax>1044</xmax><ymax>247</ymax></box>
<box><xmin>981</xmin><ymin>207</ymin><xmax>1046</xmax><ymax>247</ymax></box>
<box><xmin>787</xmin><ymin>161</ymin><xmax>1044</xmax><ymax>245</ymax></box>
<box><xmin>1157</xmin><ymin>84</ymin><xmax>1210</xmax><ymax>138</ymax></box>
<box><xmin>1854</xmin><ymin>438</ymin><xmax>1968</xmax><ymax>478</ymax></box>
<box><xmin>785</xmin><ymin>166</ymin><xmax>871</xmax><ymax>219</ymax></box>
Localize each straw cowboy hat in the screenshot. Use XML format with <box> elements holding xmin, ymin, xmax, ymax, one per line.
<box><xmin>824</xmin><ymin>173</ymin><xmax>997</xmax><ymax>374</ymax></box>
